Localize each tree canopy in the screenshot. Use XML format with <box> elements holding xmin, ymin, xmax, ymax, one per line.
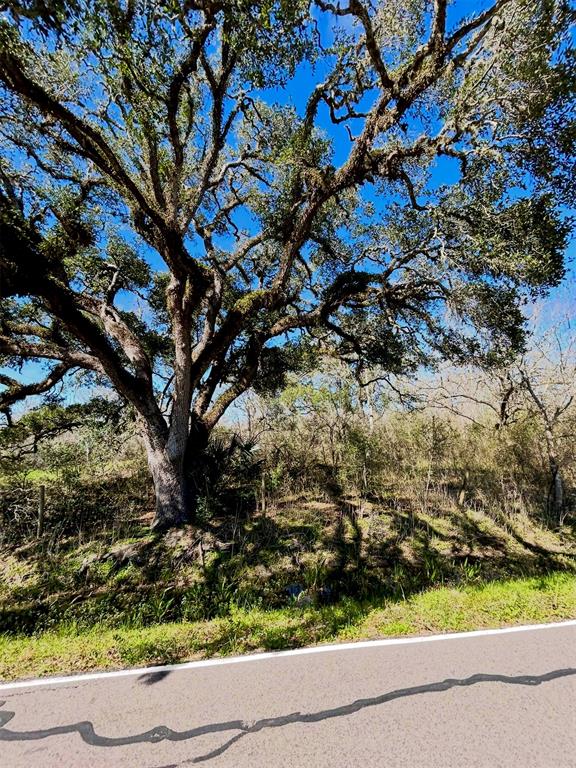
<box><xmin>0</xmin><ymin>0</ymin><xmax>574</xmax><ymax>528</ymax></box>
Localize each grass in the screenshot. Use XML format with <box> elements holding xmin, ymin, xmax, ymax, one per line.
<box><xmin>1</xmin><ymin>489</ymin><xmax>575</xmax><ymax>635</ymax></box>
<box><xmin>1</xmin><ymin>571</ymin><xmax>574</xmax><ymax>682</ymax></box>
<box><xmin>1</xmin><ymin>479</ymin><xmax>575</xmax><ymax>681</ymax></box>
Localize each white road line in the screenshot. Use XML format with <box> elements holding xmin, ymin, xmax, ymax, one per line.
<box><xmin>1</xmin><ymin>619</ymin><xmax>574</xmax><ymax>692</ymax></box>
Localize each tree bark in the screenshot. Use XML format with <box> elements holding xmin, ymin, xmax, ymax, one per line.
<box><xmin>138</xmin><ymin>416</ymin><xmax>185</xmax><ymax>530</ymax></box>
<box><xmin>145</xmin><ymin>438</ymin><xmax>188</xmax><ymax>531</ymax></box>
<box><xmin>551</xmin><ymin>466</ymin><xmax>565</xmax><ymax>522</ymax></box>
<box><xmin>140</xmin><ymin>416</ymin><xmax>212</xmax><ymax>531</ymax></box>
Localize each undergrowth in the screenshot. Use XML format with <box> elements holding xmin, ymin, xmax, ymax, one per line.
<box><xmin>1</xmin><ymin>572</ymin><xmax>574</xmax><ymax>681</ymax></box>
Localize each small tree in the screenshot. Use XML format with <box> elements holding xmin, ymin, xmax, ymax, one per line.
<box><xmin>516</xmin><ymin>311</ymin><xmax>576</xmax><ymax>522</ymax></box>
<box><xmin>418</xmin><ymin>299</ymin><xmax>576</xmax><ymax>520</ymax></box>
<box><xmin>0</xmin><ymin>0</ymin><xmax>574</xmax><ymax>529</ymax></box>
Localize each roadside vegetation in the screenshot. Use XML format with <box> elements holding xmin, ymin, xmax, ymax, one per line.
<box><xmin>0</xmin><ymin>1</ymin><xmax>575</xmax><ymax>682</ymax></box>
<box><xmin>1</xmin><ymin>573</ymin><xmax>574</xmax><ymax>681</ymax></box>
<box><xmin>1</xmin><ymin>356</ymin><xmax>575</xmax><ymax>680</ymax></box>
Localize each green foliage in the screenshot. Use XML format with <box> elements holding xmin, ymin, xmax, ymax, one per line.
<box><xmin>191</xmin><ymin>432</ymin><xmax>262</xmax><ymax>523</ymax></box>
<box><xmin>1</xmin><ymin>0</ymin><xmax>79</xmax><ymax>33</ymax></box>
<box><xmin>253</xmin><ymin>343</ymin><xmax>316</xmax><ymax>396</ymax></box>
<box><xmin>0</xmin><ymin>380</ymin><xmax>574</xmax><ymax>644</ymax></box>
<box><xmin>220</xmin><ymin>0</ymin><xmax>313</xmax><ymax>87</ymax></box>
<box><xmin>0</xmin><ymin>0</ymin><xmax>575</xmax><ymax>534</ymax></box>
<box><xmin>0</xmin><ymin>397</ymin><xmax>124</xmax><ymax>466</ymax></box>
<box><xmin>1</xmin><ymin>572</ymin><xmax>575</xmax><ymax>681</ymax></box>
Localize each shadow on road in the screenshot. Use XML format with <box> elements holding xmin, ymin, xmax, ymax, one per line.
<box><xmin>138</xmin><ymin>670</ymin><xmax>172</xmax><ymax>686</ymax></box>
<box><xmin>0</xmin><ymin>667</ymin><xmax>574</xmax><ymax>764</ymax></box>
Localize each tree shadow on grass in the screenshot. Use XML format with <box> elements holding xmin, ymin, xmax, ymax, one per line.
<box><xmin>358</xmin><ymin>501</ymin><xmax>575</xmax><ymax>602</ymax></box>
<box><xmin>2</xmin><ymin>486</ymin><xmax>574</xmax><ymax>637</ymax></box>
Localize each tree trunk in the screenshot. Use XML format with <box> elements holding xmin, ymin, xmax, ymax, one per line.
<box><xmin>548</xmin><ymin>451</ymin><xmax>565</xmax><ymax>522</ymax></box>
<box><xmin>183</xmin><ymin>419</ymin><xmax>210</xmax><ymax>518</ymax></box>
<box><xmin>521</xmin><ymin>374</ymin><xmax>566</xmax><ymax>524</ymax></box>
<box><xmin>139</xmin><ymin>417</ymin><xmax>211</xmax><ymax>531</ymax></box>
<box><xmin>543</xmin><ymin>424</ymin><xmax>564</xmax><ymax>522</ymax></box>
<box><xmin>146</xmin><ymin>441</ymin><xmax>188</xmax><ymax>531</ymax></box>
<box><xmin>136</xmin><ymin>416</ymin><xmax>186</xmax><ymax>530</ymax></box>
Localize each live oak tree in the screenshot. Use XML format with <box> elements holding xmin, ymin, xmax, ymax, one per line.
<box><xmin>0</xmin><ymin>0</ymin><xmax>574</xmax><ymax>529</ymax></box>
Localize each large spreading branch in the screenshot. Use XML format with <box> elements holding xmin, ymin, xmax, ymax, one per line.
<box><xmin>0</xmin><ymin>0</ymin><xmax>569</xmax><ymax>528</ymax></box>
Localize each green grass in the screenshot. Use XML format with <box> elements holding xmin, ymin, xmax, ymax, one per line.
<box><xmin>1</xmin><ymin>571</ymin><xmax>574</xmax><ymax>682</ymax></box>
<box><xmin>0</xmin><ymin>468</ymin><xmax>59</xmax><ymax>485</ymax></box>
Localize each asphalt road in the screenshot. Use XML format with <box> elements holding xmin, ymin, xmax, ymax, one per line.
<box><xmin>0</xmin><ymin>622</ymin><xmax>575</xmax><ymax>768</ymax></box>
